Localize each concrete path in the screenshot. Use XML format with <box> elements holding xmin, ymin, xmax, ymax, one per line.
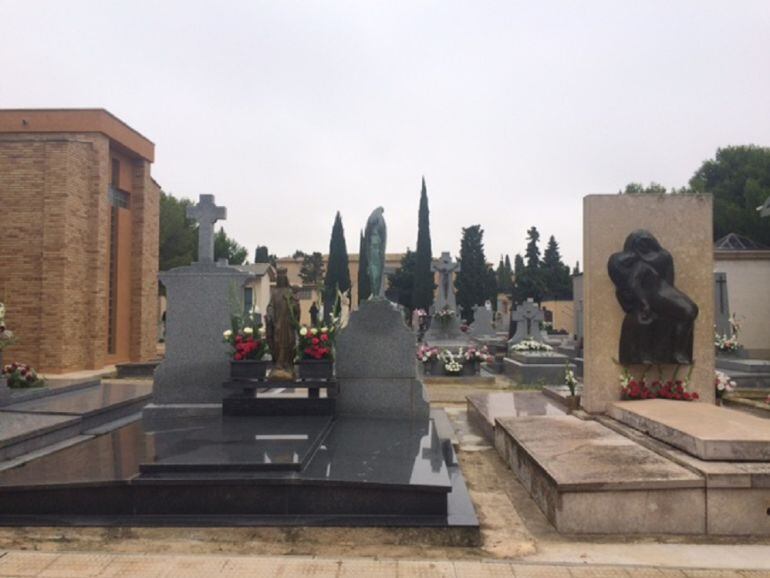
<box><xmin>0</xmin><ymin>550</ymin><xmax>767</xmax><ymax>577</ymax></box>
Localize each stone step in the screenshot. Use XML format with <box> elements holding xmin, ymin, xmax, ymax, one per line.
<box><xmin>608</xmin><ymin>399</ymin><xmax>770</xmax><ymax>461</ymax></box>
<box><xmin>0</xmin><ymin>413</ymin><xmax>82</xmax><ymax>462</ymax></box>
<box><xmin>495</xmin><ymin>415</ymin><xmax>705</xmax><ymax>534</ymax></box>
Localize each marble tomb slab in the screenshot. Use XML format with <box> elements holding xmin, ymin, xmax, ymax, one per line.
<box><xmin>466</xmin><ymin>392</ymin><xmax>565</xmax><ymax>442</ymax></box>
<box><xmin>609</xmin><ymin>399</ymin><xmax>770</xmax><ymax>461</ymax></box>
<box><xmin>494</xmin><ymin>415</ymin><xmax>705</xmax><ymax>534</ymax></box>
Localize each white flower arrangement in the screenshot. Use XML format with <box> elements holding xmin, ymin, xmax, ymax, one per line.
<box><xmin>434</xmin><ymin>307</ymin><xmax>456</xmax><ymax>322</ymax></box>
<box><xmin>715</xmin><ymin>370</ymin><xmax>736</xmax><ymax>398</ymax></box>
<box><xmin>564</xmin><ymin>366</ymin><xmax>578</xmax><ymax>397</ymax></box>
<box><xmin>511</xmin><ymin>338</ymin><xmax>553</xmax><ymax>352</ymax></box>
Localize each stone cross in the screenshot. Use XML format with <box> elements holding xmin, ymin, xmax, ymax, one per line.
<box><xmin>714</xmin><ymin>272</ymin><xmax>731</xmax><ymax>336</ymax></box>
<box><xmin>186</xmin><ymin>194</ymin><xmax>226</xmax><ymax>264</ymax></box>
<box><xmin>508</xmin><ymin>298</ymin><xmax>545</xmax><ymax>344</ymax></box>
<box><xmin>431</xmin><ymin>251</ymin><xmax>460</xmax><ymax>310</ymax></box>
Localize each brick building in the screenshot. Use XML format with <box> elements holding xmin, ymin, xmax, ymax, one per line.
<box><xmin>0</xmin><ymin>109</ymin><xmax>159</xmax><ymax>373</ymax></box>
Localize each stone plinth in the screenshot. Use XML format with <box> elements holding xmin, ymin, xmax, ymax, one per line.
<box><xmin>152</xmin><ymin>262</ymin><xmax>251</xmax><ymax>406</ymax></box>
<box><xmin>335</xmin><ymin>299</ymin><xmax>429</xmax><ymax>420</ymax></box>
<box><xmin>583</xmin><ymin>194</ymin><xmax>715</xmax><ymax>412</ymax></box>
<box><xmin>609</xmin><ymin>399</ymin><xmax>770</xmax><ymax>461</ymax></box>
<box><xmin>495</xmin><ymin>415</ymin><xmax>705</xmax><ymax>534</ymax></box>
<box><xmin>503</xmin><ymin>351</ymin><xmax>572</xmax><ymax>385</ymax></box>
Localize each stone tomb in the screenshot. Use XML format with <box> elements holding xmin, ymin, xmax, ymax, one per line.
<box><xmin>0</xmin><ymin>291</ymin><xmax>477</xmax><ymax>531</ymax></box>
<box><xmin>423</xmin><ymin>252</ymin><xmax>471</xmax><ymax>350</ymax></box>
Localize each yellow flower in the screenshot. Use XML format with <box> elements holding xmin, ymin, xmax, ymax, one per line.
<box><xmin>311</xmin><ymin>328</ymin><xmax>318</xmax><ymax>335</ymax></box>
<box><xmin>299</xmin><ymin>327</ymin><xmax>308</xmax><ymax>336</ymax></box>
<box><xmin>244</xmin><ymin>327</ymin><xmax>254</xmax><ymax>335</ymax></box>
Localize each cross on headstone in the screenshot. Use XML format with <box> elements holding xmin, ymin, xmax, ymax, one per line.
<box><xmin>508</xmin><ymin>298</ymin><xmax>545</xmax><ymax>345</ymax></box>
<box><xmin>187</xmin><ymin>194</ymin><xmax>226</xmax><ymax>264</ymax></box>
<box><xmin>431</xmin><ymin>251</ymin><xmax>461</xmax><ymax>310</ymax></box>
<box><xmin>714</xmin><ymin>272</ymin><xmax>731</xmax><ymax>336</ymax></box>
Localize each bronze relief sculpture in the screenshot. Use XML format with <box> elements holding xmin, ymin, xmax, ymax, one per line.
<box><xmin>607</xmin><ymin>230</ymin><xmax>699</xmax><ymax>365</ymax></box>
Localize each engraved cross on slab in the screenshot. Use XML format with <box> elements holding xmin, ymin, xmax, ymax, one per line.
<box><xmin>187</xmin><ymin>194</ymin><xmax>226</xmax><ymax>264</ymax></box>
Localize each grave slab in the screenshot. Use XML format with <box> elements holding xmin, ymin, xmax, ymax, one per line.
<box><xmin>609</xmin><ymin>399</ymin><xmax>770</xmax><ymax>461</ymax></box>
<box><xmin>0</xmin><ymin>412</ymin><xmax>81</xmax><ymax>461</ymax></box>
<box><xmin>503</xmin><ymin>352</ymin><xmax>572</xmax><ymax>385</ymax></box>
<box><xmin>466</xmin><ymin>391</ymin><xmax>565</xmax><ymax>442</ymax></box>
<box><xmin>494</xmin><ymin>415</ymin><xmax>705</xmax><ymax>534</ymax></box>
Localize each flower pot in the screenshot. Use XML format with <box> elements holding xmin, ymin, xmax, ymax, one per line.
<box><xmin>296</xmin><ymin>359</ymin><xmax>334</xmax><ymax>380</ymax></box>
<box><xmin>230</xmin><ymin>359</ymin><xmax>269</xmax><ymax>380</ymax></box>
<box><xmin>565</xmin><ymin>395</ymin><xmax>581</xmax><ymax>413</ymax></box>
<box><xmin>462</xmin><ymin>360</ymin><xmax>480</xmax><ymax>376</ymax></box>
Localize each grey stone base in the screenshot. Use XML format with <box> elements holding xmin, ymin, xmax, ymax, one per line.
<box><xmin>494</xmin><ymin>415</ymin><xmax>706</xmax><ymax>534</ymax></box>
<box><xmin>609</xmin><ymin>399</ymin><xmax>770</xmax><ymax>461</ymax></box>
<box><xmin>503</xmin><ymin>355</ymin><xmax>573</xmax><ymax>385</ymax></box>
<box><xmin>422</xmin><ymin>374</ymin><xmax>495</xmax><ymax>385</ymax></box>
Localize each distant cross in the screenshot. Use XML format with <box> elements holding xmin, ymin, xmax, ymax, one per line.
<box><xmin>187</xmin><ymin>194</ymin><xmax>226</xmax><ymax>264</ymax></box>
<box><xmin>509</xmin><ymin>298</ymin><xmax>545</xmax><ymax>344</ymax></box>
<box><xmin>431</xmin><ymin>252</ymin><xmax>461</xmax><ymax>310</ymax></box>
<box><xmin>715</xmin><ymin>274</ymin><xmax>727</xmax><ymax>314</ymax></box>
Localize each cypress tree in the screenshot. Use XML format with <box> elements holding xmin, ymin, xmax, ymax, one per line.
<box><xmin>323</xmin><ymin>211</ymin><xmax>351</xmax><ymax>320</ymax></box>
<box><xmin>455</xmin><ymin>224</ymin><xmax>488</xmax><ymax>323</ymax></box>
<box><xmin>412</xmin><ymin>177</ymin><xmax>435</xmax><ymax>311</ymax></box>
<box><xmin>542</xmin><ymin>235</ymin><xmax>572</xmax><ymax>300</ymax></box>
<box><xmin>357</xmin><ymin>229</ymin><xmax>371</xmax><ymax>304</ymax></box>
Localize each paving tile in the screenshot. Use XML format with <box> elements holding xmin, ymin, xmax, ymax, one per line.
<box><xmin>220</xmin><ymin>556</ymin><xmax>290</xmax><ymax>577</ymax></box>
<box><xmin>512</xmin><ymin>565</ymin><xmax>572</xmax><ymax>578</ymax></box>
<box><xmin>570</xmin><ymin>567</ymin><xmax>631</xmax><ymax>577</ymax></box>
<box><xmin>452</xmin><ymin>560</ymin><xmax>514</xmax><ymax>577</ymax></box>
<box><xmin>0</xmin><ymin>552</ymin><xmax>60</xmax><ymax>577</ymax></box>
<box><xmin>279</xmin><ymin>558</ymin><xmax>340</xmax><ymax>577</ymax></box>
<box><xmin>397</xmin><ymin>560</ymin><xmax>456</xmax><ymax>578</ymax></box>
<box><xmin>38</xmin><ymin>553</ymin><xmax>113</xmax><ymax>578</ymax></box>
<box><xmin>96</xmin><ymin>555</ymin><xmax>172</xmax><ymax>578</ymax></box>
<box><xmin>159</xmin><ymin>556</ymin><xmax>229</xmax><ymax>578</ymax></box>
<box><xmin>339</xmin><ymin>559</ymin><xmax>397</xmax><ymax>577</ymax></box>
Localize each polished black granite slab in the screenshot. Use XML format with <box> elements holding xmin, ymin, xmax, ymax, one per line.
<box><xmin>1</xmin><ymin>382</ymin><xmax>152</xmax><ymax>417</ymax></box>
<box><xmin>140</xmin><ymin>415</ymin><xmax>333</xmax><ymax>472</ymax></box>
<box><xmin>0</xmin><ymin>411</ymin><xmax>477</xmax><ymax>528</ymax></box>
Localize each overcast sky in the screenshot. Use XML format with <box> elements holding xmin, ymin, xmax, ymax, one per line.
<box><xmin>2</xmin><ymin>1</ymin><xmax>769</xmax><ymax>268</ymax></box>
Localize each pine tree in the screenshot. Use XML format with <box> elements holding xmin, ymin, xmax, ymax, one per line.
<box><xmin>516</xmin><ymin>227</ymin><xmax>546</xmax><ymax>302</ymax></box>
<box><xmin>455</xmin><ymin>225</ymin><xmax>489</xmax><ymax>323</ymax></box>
<box><xmin>524</xmin><ymin>226</ymin><xmax>541</xmax><ymax>269</ymax></box>
<box><xmin>323</xmin><ymin>211</ymin><xmax>351</xmax><ymax>320</ymax></box>
<box><xmin>357</xmin><ymin>229</ymin><xmax>371</xmax><ymax>304</ymax></box>
<box><xmin>542</xmin><ymin>235</ymin><xmax>572</xmax><ymax>300</ymax></box>
<box><xmin>412</xmin><ymin>177</ymin><xmax>435</xmax><ymax>311</ymax></box>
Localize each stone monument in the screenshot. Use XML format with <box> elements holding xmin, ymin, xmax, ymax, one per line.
<box><xmin>147</xmin><ymin>194</ymin><xmax>251</xmax><ymax>418</ymax></box>
<box><xmin>714</xmin><ymin>272</ymin><xmax>731</xmax><ymax>337</ymax></box>
<box><xmin>336</xmin><ymin>299</ymin><xmax>430</xmax><ymax>420</ymax></box>
<box><xmin>469</xmin><ymin>305</ymin><xmax>496</xmax><ymax>338</ymax></box>
<box><xmin>507</xmin><ymin>299</ymin><xmax>545</xmax><ymax>347</ymax></box>
<box><xmin>423</xmin><ymin>252</ymin><xmax>470</xmax><ymax>349</ymax></box>
<box><xmin>583</xmin><ymin>194</ymin><xmax>715</xmax><ymax>412</ymax></box>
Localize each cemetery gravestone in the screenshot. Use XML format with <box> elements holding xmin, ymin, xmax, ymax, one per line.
<box><xmin>582</xmin><ymin>194</ymin><xmax>715</xmax><ymax>412</ymax></box>
<box><xmin>508</xmin><ymin>299</ymin><xmax>545</xmax><ymax>346</ymax></box>
<box><xmin>469</xmin><ymin>306</ymin><xmax>496</xmax><ymax>338</ymax></box>
<box><xmin>149</xmin><ymin>195</ymin><xmax>251</xmax><ymax>414</ymax></box>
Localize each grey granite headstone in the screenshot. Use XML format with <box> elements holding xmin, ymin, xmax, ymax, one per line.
<box><xmin>335</xmin><ymin>299</ymin><xmax>429</xmax><ymax>420</ymax></box>
<box><xmin>508</xmin><ymin>299</ymin><xmax>545</xmax><ymax>346</ymax></box>
<box><xmin>714</xmin><ymin>272</ymin><xmax>731</xmax><ymax>336</ymax></box>
<box><xmin>469</xmin><ymin>306</ymin><xmax>496</xmax><ymax>338</ymax></box>
<box><xmin>152</xmin><ymin>262</ymin><xmax>251</xmax><ymax>405</ymax></box>
<box><xmin>431</xmin><ymin>251</ymin><xmax>460</xmax><ymax>311</ymax></box>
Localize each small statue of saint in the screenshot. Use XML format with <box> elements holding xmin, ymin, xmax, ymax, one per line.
<box><xmin>266</xmin><ymin>268</ymin><xmax>300</xmax><ymax>380</ymax></box>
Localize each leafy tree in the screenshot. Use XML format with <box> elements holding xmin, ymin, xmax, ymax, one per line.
<box><xmin>323</xmin><ymin>211</ymin><xmax>351</xmax><ymax>319</ymax></box>
<box><xmin>159</xmin><ymin>191</ymin><xmax>197</xmax><ymax>271</ymax></box>
<box><xmin>386</xmin><ymin>250</ymin><xmax>416</xmax><ymax>313</ymax></box>
<box><xmin>357</xmin><ymin>230</ymin><xmax>371</xmax><ymax>304</ymax></box>
<box><xmin>620</xmin><ymin>182</ymin><xmax>668</xmax><ymax>195</ymax></box>
<box><xmin>689</xmin><ymin>145</ymin><xmax>770</xmax><ymax>247</ymax></box>
<box><xmin>541</xmin><ymin>235</ymin><xmax>572</xmax><ymax>300</ymax></box>
<box><xmin>412</xmin><ymin>177</ymin><xmax>435</xmax><ymax>311</ymax></box>
<box><xmin>292</xmin><ymin>250</ymin><xmax>306</xmax><ymax>259</ymax></box>
<box><xmin>214</xmin><ymin>227</ymin><xmax>248</xmax><ymax>265</ymax></box>
<box><xmin>299</xmin><ymin>252</ymin><xmax>325</xmax><ymax>286</ymax></box>
<box><xmin>455</xmin><ymin>225</ymin><xmax>490</xmax><ymax>323</ymax></box>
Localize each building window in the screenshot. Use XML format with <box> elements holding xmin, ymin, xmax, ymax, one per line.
<box><xmin>111</xmin><ymin>158</ymin><xmax>120</xmax><ymax>188</ymax></box>
<box><xmin>244</xmin><ymin>287</ymin><xmax>254</xmax><ymax>314</ymax></box>
<box><xmin>107</xmin><ymin>206</ymin><xmax>119</xmax><ymax>354</ymax></box>
<box><xmin>108</xmin><ymin>186</ymin><xmax>129</xmax><ymax>209</ymax></box>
